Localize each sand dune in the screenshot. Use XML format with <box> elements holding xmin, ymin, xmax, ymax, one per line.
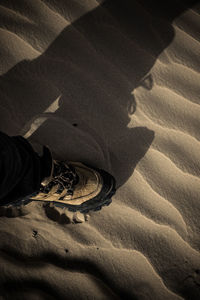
<box><xmin>0</xmin><ymin>0</ymin><xmax>200</xmax><ymax>299</ymax></box>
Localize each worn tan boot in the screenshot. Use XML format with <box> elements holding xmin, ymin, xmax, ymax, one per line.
<box><xmin>30</xmin><ymin>159</ymin><xmax>116</xmax><ymax>213</ymax></box>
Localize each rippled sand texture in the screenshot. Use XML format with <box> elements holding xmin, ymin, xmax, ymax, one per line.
<box><xmin>0</xmin><ymin>0</ymin><xmax>200</xmax><ymax>299</ymax></box>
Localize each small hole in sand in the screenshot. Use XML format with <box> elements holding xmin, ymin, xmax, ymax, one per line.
<box><xmin>65</xmin><ymin>249</ymin><xmax>69</xmax><ymax>253</ymax></box>
<box><xmin>32</xmin><ymin>230</ymin><xmax>38</xmax><ymax>238</ymax></box>
<box><xmin>72</xmin><ymin>123</ymin><xmax>78</xmax><ymax>127</ymax></box>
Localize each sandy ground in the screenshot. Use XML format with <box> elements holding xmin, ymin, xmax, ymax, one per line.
<box><xmin>0</xmin><ymin>0</ymin><xmax>200</xmax><ymax>299</ymax></box>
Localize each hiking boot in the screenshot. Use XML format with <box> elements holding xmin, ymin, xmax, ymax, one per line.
<box><xmin>30</xmin><ymin>159</ymin><xmax>116</xmax><ymax>213</ymax></box>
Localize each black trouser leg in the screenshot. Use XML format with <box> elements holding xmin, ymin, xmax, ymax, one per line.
<box><xmin>0</xmin><ymin>132</ymin><xmax>51</xmax><ymax>205</ymax></box>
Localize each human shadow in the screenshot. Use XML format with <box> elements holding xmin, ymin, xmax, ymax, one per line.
<box><xmin>0</xmin><ymin>0</ymin><xmax>198</xmax><ymax>187</ymax></box>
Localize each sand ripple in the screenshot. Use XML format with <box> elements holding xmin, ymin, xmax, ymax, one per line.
<box><xmin>0</xmin><ymin>0</ymin><xmax>200</xmax><ymax>299</ymax></box>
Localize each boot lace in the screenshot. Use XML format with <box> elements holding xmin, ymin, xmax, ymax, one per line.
<box><xmin>40</xmin><ymin>161</ymin><xmax>79</xmax><ymax>198</ymax></box>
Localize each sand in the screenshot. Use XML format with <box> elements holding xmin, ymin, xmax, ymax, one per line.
<box><xmin>0</xmin><ymin>0</ymin><xmax>200</xmax><ymax>299</ymax></box>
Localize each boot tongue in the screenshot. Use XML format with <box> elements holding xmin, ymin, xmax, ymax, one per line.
<box><xmin>40</xmin><ymin>160</ymin><xmax>79</xmax><ymax>196</ymax></box>
<box><xmin>53</xmin><ymin>161</ymin><xmax>79</xmax><ymax>188</ymax></box>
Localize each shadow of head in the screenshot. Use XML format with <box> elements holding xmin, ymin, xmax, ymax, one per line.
<box><xmin>0</xmin><ymin>0</ymin><xmax>197</xmax><ymax>186</ymax></box>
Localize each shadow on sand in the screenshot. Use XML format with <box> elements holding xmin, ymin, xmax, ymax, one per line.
<box><xmin>0</xmin><ymin>0</ymin><xmax>199</xmax><ymax>299</ymax></box>
<box><xmin>0</xmin><ymin>0</ymin><xmax>198</xmax><ymax>187</ymax></box>
<box><xmin>0</xmin><ymin>243</ymin><xmax>140</xmax><ymax>299</ymax></box>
